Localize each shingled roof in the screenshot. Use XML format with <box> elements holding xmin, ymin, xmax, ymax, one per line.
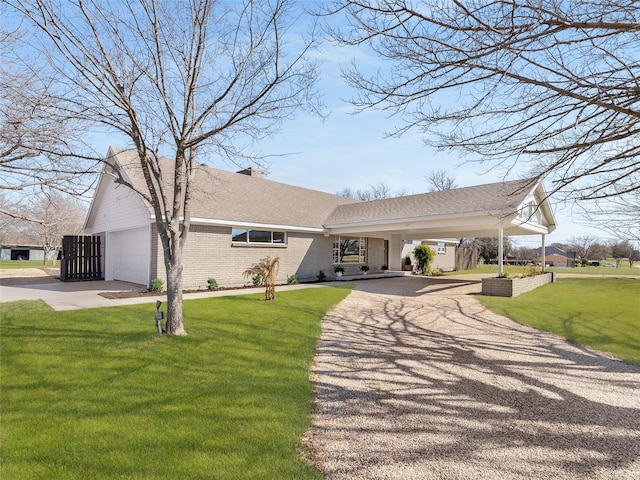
<box><xmin>104</xmin><ymin>147</ymin><xmax>555</xmax><ymax>238</ymax></box>
<box><xmin>325</xmin><ymin>179</ymin><xmax>537</xmax><ymax>227</ymax></box>
<box><xmin>107</xmin><ymin>147</ymin><xmax>359</xmax><ymax>230</ymax></box>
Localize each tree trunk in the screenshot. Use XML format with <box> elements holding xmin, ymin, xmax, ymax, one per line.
<box><xmin>164</xmin><ymin>249</ymin><xmax>187</xmax><ymax>336</ymax></box>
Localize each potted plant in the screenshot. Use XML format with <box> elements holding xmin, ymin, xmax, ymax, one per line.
<box><xmin>402</xmin><ymin>255</ymin><xmax>413</xmax><ymax>271</ymax></box>
<box><xmin>381</xmin><ymin>265</ymin><xmax>388</xmax><ymax>271</ymax></box>
<box><xmin>334</xmin><ymin>265</ymin><xmax>345</xmax><ymax>278</ymax></box>
<box><xmin>360</xmin><ymin>264</ymin><xmax>370</xmax><ymax>275</ymax></box>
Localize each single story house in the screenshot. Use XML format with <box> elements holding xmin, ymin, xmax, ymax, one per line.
<box><xmin>538</xmin><ymin>253</ymin><xmax>569</xmax><ymax>268</ymax></box>
<box><xmin>400</xmin><ymin>240</ymin><xmax>459</xmax><ymax>271</ymax></box>
<box><xmin>535</xmin><ymin>246</ymin><xmax>569</xmax><ymax>267</ymax></box>
<box><xmin>83</xmin><ymin>147</ymin><xmax>557</xmax><ymax>288</ymax></box>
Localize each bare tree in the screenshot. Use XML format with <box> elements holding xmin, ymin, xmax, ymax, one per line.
<box><xmin>337</xmin><ymin>181</ymin><xmax>405</xmax><ymax>200</ymax></box>
<box><xmin>0</xmin><ymin>191</ymin><xmax>85</xmax><ymax>264</ymax></box>
<box><xmin>28</xmin><ymin>193</ymin><xmax>86</xmax><ymax>265</ymax></box>
<box><xmin>590</xmin><ymin>242</ymin><xmax>611</xmax><ymax>263</ymax></box>
<box><xmin>567</xmin><ymin>235</ymin><xmax>602</xmax><ymax>260</ymax></box>
<box><xmin>610</xmin><ymin>240</ymin><xmax>640</xmax><ymax>268</ymax></box>
<box><xmin>328</xmin><ymin>1</ymin><xmax>640</xmax><ymax>206</ymax></box>
<box><xmin>6</xmin><ymin>0</ymin><xmax>320</xmax><ymax>335</ymax></box>
<box><xmin>582</xmin><ymin>192</ymin><xmax>640</xmax><ymax>245</ymax></box>
<box><xmin>1</xmin><ymin>30</ymin><xmax>99</xmax><ymax>210</ymax></box>
<box><xmin>512</xmin><ymin>246</ymin><xmax>537</xmax><ymax>265</ymax></box>
<box><xmin>425</xmin><ymin>170</ymin><xmax>457</xmax><ymax>192</ymax></box>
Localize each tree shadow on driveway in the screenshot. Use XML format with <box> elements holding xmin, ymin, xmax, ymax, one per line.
<box><xmin>308</xmin><ymin>280</ymin><xmax>640</xmax><ymax>479</ymax></box>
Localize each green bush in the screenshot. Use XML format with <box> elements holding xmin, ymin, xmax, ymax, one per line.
<box><xmin>413</xmin><ymin>244</ymin><xmax>435</xmax><ymax>274</ymax></box>
<box><xmin>287</xmin><ymin>274</ymin><xmax>298</xmax><ymax>284</ymax></box>
<box><xmin>316</xmin><ymin>270</ymin><xmax>327</xmax><ymax>281</ymax></box>
<box><xmin>207</xmin><ymin>278</ymin><xmax>219</xmax><ymax>290</ymax></box>
<box><xmin>149</xmin><ymin>278</ymin><xmax>164</xmax><ymax>292</ymax></box>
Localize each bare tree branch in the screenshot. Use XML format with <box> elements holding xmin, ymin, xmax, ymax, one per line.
<box><xmin>327</xmin><ymin>0</ymin><xmax>640</xmax><ymax>208</ymax></box>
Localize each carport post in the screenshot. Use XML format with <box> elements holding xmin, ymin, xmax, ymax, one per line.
<box><xmin>541</xmin><ymin>234</ymin><xmax>546</xmax><ymax>272</ymax></box>
<box><xmin>498</xmin><ymin>221</ymin><xmax>504</xmax><ymax>277</ymax></box>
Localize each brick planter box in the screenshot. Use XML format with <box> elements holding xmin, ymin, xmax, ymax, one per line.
<box><xmin>481</xmin><ymin>272</ymin><xmax>555</xmax><ymax>297</ymax></box>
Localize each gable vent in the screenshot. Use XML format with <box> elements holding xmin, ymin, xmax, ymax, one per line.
<box><xmin>236</xmin><ymin>167</ymin><xmax>265</xmax><ymax>179</ymax></box>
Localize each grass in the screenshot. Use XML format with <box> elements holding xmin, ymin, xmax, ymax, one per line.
<box><xmin>0</xmin><ymin>260</ymin><xmax>57</xmax><ymax>269</ymax></box>
<box><xmin>477</xmin><ymin>277</ymin><xmax>640</xmax><ymax>366</ymax></box>
<box><xmin>549</xmin><ymin>264</ymin><xmax>640</xmax><ymax>275</ymax></box>
<box><xmin>447</xmin><ymin>264</ymin><xmax>640</xmax><ymax>277</ymax></box>
<box><xmin>1</xmin><ymin>286</ymin><xmax>353</xmax><ymax>479</ymax></box>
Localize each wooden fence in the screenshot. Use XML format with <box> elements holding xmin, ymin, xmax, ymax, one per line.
<box><xmin>61</xmin><ymin>235</ymin><xmax>103</xmax><ymax>281</ymax></box>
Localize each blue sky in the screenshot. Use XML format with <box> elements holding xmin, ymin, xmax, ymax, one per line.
<box><xmin>249</xmin><ymin>43</ymin><xmax>609</xmax><ymax>247</ymax></box>
<box><xmin>89</xmin><ymin>9</ymin><xmax>611</xmax><ymax>249</ymax></box>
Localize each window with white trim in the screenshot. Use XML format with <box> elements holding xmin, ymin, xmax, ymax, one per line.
<box><xmin>332</xmin><ymin>236</ymin><xmax>366</xmax><ymax>264</ymax></box>
<box><xmin>520</xmin><ymin>200</ymin><xmax>541</xmax><ymax>224</ymax></box>
<box><xmin>437</xmin><ymin>242</ymin><xmax>446</xmax><ymax>254</ymax></box>
<box><xmin>232</xmin><ymin>228</ymin><xmax>286</xmax><ymax>244</ymax></box>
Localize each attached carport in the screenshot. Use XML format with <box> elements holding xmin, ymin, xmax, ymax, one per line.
<box><xmin>324</xmin><ymin>178</ymin><xmax>557</xmax><ymax>275</ymax></box>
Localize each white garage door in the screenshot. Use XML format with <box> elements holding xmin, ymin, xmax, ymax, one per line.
<box><xmin>111</xmin><ymin>227</ymin><xmax>150</xmax><ymax>286</ymax></box>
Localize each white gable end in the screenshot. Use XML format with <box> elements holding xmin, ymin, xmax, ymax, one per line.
<box><xmin>84</xmin><ymin>172</ymin><xmax>152</xmax><ymax>234</ymax></box>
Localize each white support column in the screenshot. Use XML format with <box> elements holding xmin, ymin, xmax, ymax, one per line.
<box><xmin>388</xmin><ymin>234</ymin><xmax>403</xmax><ymax>271</ymax></box>
<box><xmin>541</xmin><ymin>233</ymin><xmax>546</xmax><ymax>272</ymax></box>
<box><xmin>498</xmin><ymin>221</ymin><xmax>504</xmax><ymax>277</ymax></box>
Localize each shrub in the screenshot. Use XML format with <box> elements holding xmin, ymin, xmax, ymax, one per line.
<box><xmin>207</xmin><ymin>278</ymin><xmax>219</xmax><ymax>290</ymax></box>
<box><xmin>149</xmin><ymin>278</ymin><xmax>164</xmax><ymax>292</ymax></box>
<box><xmin>381</xmin><ymin>265</ymin><xmax>388</xmax><ymax>271</ymax></box>
<box><xmin>413</xmin><ymin>244</ymin><xmax>435</xmax><ymax>274</ymax></box>
<box><xmin>404</xmin><ymin>256</ymin><xmax>412</xmax><ymax>266</ymax></box>
<box><xmin>317</xmin><ymin>270</ymin><xmax>327</xmax><ymax>281</ymax></box>
<box><xmin>286</xmin><ymin>274</ymin><xmax>298</xmax><ymax>284</ymax></box>
<box><xmin>525</xmin><ymin>265</ymin><xmax>543</xmax><ymax>277</ymax></box>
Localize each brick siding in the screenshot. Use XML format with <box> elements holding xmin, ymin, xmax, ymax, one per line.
<box><xmin>150</xmin><ymin>224</ymin><xmax>385</xmax><ymax>290</ymax></box>
<box><xmin>481</xmin><ymin>272</ymin><xmax>555</xmax><ymax>297</ymax></box>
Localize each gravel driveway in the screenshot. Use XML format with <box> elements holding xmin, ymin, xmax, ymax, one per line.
<box><xmin>307</xmin><ymin>276</ymin><xmax>640</xmax><ymax>479</ymax></box>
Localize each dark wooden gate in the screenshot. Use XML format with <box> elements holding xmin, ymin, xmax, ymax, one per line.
<box><xmin>61</xmin><ymin>235</ymin><xmax>103</xmax><ymax>281</ymax></box>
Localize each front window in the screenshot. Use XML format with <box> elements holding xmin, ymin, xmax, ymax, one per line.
<box><xmin>232</xmin><ymin>228</ymin><xmax>286</xmax><ymax>245</ymax></box>
<box><xmin>437</xmin><ymin>242</ymin><xmax>446</xmax><ymax>254</ymax></box>
<box><xmin>333</xmin><ymin>236</ymin><xmax>366</xmax><ymax>263</ymax></box>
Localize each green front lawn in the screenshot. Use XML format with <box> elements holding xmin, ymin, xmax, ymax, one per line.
<box><xmin>477</xmin><ymin>278</ymin><xmax>640</xmax><ymax>366</ymax></box>
<box><xmin>1</xmin><ymin>286</ymin><xmax>352</xmax><ymax>480</ymax></box>
<box><xmin>447</xmin><ymin>264</ymin><xmax>640</xmax><ymax>277</ymax></box>
<box><xmin>0</xmin><ymin>259</ymin><xmax>57</xmax><ymax>269</ymax></box>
